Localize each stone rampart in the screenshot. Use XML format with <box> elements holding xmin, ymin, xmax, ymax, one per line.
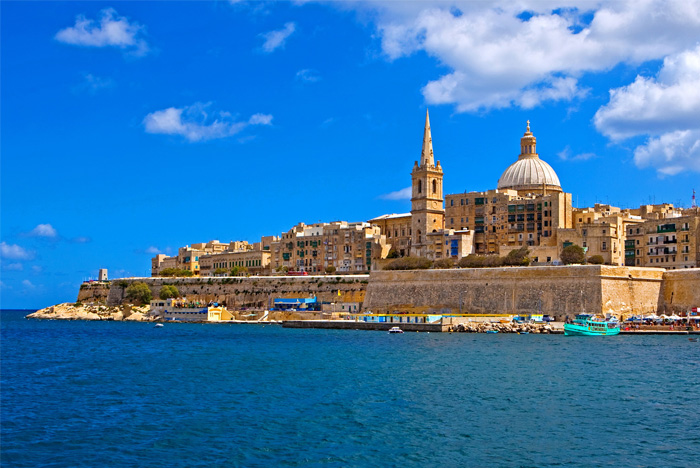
<box><xmin>363</xmin><ymin>265</ymin><xmax>664</xmax><ymax>320</ymax></box>
<box><xmin>658</xmin><ymin>268</ymin><xmax>700</xmax><ymax>314</ymax></box>
<box><xmin>99</xmin><ymin>275</ymin><xmax>368</xmax><ymax>308</ymax></box>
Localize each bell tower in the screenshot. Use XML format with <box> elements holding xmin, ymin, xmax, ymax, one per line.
<box><xmin>410</xmin><ymin>109</ymin><xmax>444</xmax><ymax>257</ymax></box>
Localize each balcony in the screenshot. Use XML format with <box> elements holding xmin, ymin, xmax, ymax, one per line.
<box><xmin>657</xmin><ymin>225</ymin><xmax>676</xmax><ymax>233</ymax></box>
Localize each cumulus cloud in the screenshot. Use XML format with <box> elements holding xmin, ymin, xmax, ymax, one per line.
<box><xmin>296</xmin><ymin>69</ymin><xmax>321</xmax><ymax>83</ymax></box>
<box><xmin>594</xmin><ymin>45</ymin><xmax>700</xmax><ymax>174</ymax></box>
<box><xmin>379</xmin><ymin>186</ymin><xmax>412</xmax><ymax>200</ymax></box>
<box><xmin>55</xmin><ymin>8</ymin><xmax>149</xmax><ymax>56</ymax></box>
<box><xmin>355</xmin><ymin>1</ymin><xmax>700</xmax><ymax>111</ymax></box>
<box><xmin>0</xmin><ymin>242</ymin><xmax>34</xmax><ymax>261</ymax></box>
<box><xmin>28</xmin><ymin>223</ymin><xmax>58</xmax><ymax>238</ymax></box>
<box><xmin>260</xmin><ymin>22</ymin><xmax>296</xmax><ymax>53</ymax></box>
<box><xmin>145</xmin><ymin>246</ymin><xmax>162</xmax><ymax>254</ymax></box>
<box><xmin>143</xmin><ymin>102</ymin><xmax>273</xmax><ymax>142</ymax></box>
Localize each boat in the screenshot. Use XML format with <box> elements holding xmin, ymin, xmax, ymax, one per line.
<box><xmin>154</xmin><ymin>323</ymin><xmax>164</xmax><ymax>328</ymax></box>
<box><xmin>388</xmin><ymin>326</ymin><xmax>404</xmax><ymax>334</ymax></box>
<box><xmin>564</xmin><ymin>314</ymin><xmax>620</xmax><ymax>336</ymax></box>
<box><xmin>485</xmin><ymin>330</ymin><xmax>499</xmax><ymax>334</ymax></box>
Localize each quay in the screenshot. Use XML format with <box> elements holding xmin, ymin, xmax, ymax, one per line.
<box><xmin>283</xmin><ymin>319</ymin><xmax>444</xmax><ymax>332</ymax></box>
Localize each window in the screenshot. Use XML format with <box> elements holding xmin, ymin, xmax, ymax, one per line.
<box><xmin>418</xmin><ymin>180</ymin><xmax>422</xmax><ymax>194</ymax></box>
<box><xmin>432</xmin><ymin>179</ymin><xmax>437</xmax><ymax>193</ymax></box>
<box><xmin>602</xmin><ymin>242</ymin><xmax>607</xmax><ymax>250</ymax></box>
<box><xmin>450</xmin><ymin>199</ymin><xmax>454</xmax><ymax>206</ymax></box>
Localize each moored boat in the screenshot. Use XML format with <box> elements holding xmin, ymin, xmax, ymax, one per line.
<box><xmin>388</xmin><ymin>326</ymin><xmax>404</xmax><ymax>334</ymax></box>
<box><xmin>564</xmin><ymin>314</ymin><xmax>620</xmax><ymax>336</ymax></box>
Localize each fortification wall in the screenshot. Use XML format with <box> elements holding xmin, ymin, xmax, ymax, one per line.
<box><xmin>363</xmin><ymin>265</ymin><xmax>664</xmax><ymax>320</ymax></box>
<box><xmin>658</xmin><ymin>268</ymin><xmax>700</xmax><ymax>313</ymax></box>
<box><xmin>101</xmin><ymin>275</ymin><xmax>369</xmax><ymax>308</ymax></box>
<box><xmin>77</xmin><ymin>282</ymin><xmax>111</xmax><ymax>303</ymax></box>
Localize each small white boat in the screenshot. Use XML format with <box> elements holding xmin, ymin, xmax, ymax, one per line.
<box><xmin>154</xmin><ymin>323</ymin><xmax>164</xmax><ymax>328</ymax></box>
<box><xmin>388</xmin><ymin>326</ymin><xmax>404</xmax><ymax>334</ymax></box>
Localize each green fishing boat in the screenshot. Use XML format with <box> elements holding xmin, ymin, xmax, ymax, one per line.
<box><xmin>564</xmin><ymin>314</ymin><xmax>620</xmax><ymax>336</ymax></box>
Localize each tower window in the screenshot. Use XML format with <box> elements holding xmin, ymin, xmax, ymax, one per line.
<box><xmin>418</xmin><ymin>180</ymin><xmax>422</xmax><ymax>194</ymax></box>
<box><xmin>432</xmin><ymin>179</ymin><xmax>437</xmax><ymax>194</ymax></box>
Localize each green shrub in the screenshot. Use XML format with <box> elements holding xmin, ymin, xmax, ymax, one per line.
<box><xmin>458</xmin><ymin>255</ymin><xmax>485</xmax><ymax>268</ymax></box>
<box><xmin>504</xmin><ymin>247</ymin><xmax>531</xmax><ymax>266</ymax></box>
<box><xmin>561</xmin><ymin>244</ymin><xmax>586</xmax><ymax>264</ymax></box>
<box><xmin>433</xmin><ymin>258</ymin><xmax>455</xmax><ymax>269</ymax></box>
<box><xmin>384</xmin><ymin>256</ymin><xmax>433</xmax><ymax>270</ymax></box>
<box><xmin>125</xmin><ymin>282</ymin><xmax>153</xmax><ymax>304</ymax></box>
<box><xmin>160</xmin><ymin>268</ymin><xmax>193</xmax><ymax>277</ymax></box>
<box><xmin>159</xmin><ymin>285</ymin><xmax>179</xmax><ymax>299</ymax></box>
<box><xmin>588</xmin><ymin>255</ymin><xmax>605</xmax><ymax>265</ymax></box>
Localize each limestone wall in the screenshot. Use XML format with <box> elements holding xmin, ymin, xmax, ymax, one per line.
<box><xmin>363</xmin><ymin>265</ymin><xmax>664</xmax><ymax>320</ymax></box>
<box><xmin>658</xmin><ymin>268</ymin><xmax>700</xmax><ymax>313</ymax></box>
<box><xmin>101</xmin><ymin>275</ymin><xmax>369</xmax><ymax>308</ymax></box>
<box><xmin>77</xmin><ymin>282</ymin><xmax>111</xmax><ymax>303</ymax></box>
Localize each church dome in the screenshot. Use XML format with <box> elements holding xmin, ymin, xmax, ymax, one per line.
<box><xmin>497</xmin><ymin>121</ymin><xmax>562</xmax><ymax>193</ymax></box>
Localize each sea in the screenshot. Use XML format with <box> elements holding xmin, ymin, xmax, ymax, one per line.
<box><xmin>2</xmin><ymin>309</ymin><xmax>699</xmax><ymax>468</ymax></box>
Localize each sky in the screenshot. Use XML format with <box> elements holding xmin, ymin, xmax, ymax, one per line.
<box><xmin>2</xmin><ymin>0</ymin><xmax>700</xmax><ymax>308</ymax></box>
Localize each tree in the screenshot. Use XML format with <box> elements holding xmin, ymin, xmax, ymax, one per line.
<box><xmin>325</xmin><ymin>265</ymin><xmax>336</xmax><ymax>274</ymax></box>
<box><xmin>433</xmin><ymin>258</ymin><xmax>455</xmax><ymax>269</ymax></box>
<box><xmin>384</xmin><ymin>256</ymin><xmax>433</xmax><ymax>270</ymax></box>
<box><xmin>483</xmin><ymin>255</ymin><xmax>505</xmax><ymax>267</ymax></box>
<box><xmin>386</xmin><ymin>248</ymin><xmax>400</xmax><ymax>259</ymax></box>
<box><xmin>231</xmin><ymin>266</ymin><xmax>248</xmax><ymax>276</ymax></box>
<box><xmin>125</xmin><ymin>282</ymin><xmax>153</xmax><ymax>304</ymax></box>
<box><xmin>504</xmin><ymin>247</ymin><xmax>531</xmax><ymax>266</ymax></box>
<box><xmin>159</xmin><ymin>285</ymin><xmax>180</xmax><ymax>300</ymax></box>
<box><xmin>561</xmin><ymin>244</ymin><xmax>586</xmax><ymax>265</ymax></box>
<box><xmin>214</xmin><ymin>268</ymin><xmax>228</xmax><ymax>276</ymax></box>
<box><xmin>588</xmin><ymin>255</ymin><xmax>605</xmax><ymax>265</ymax></box>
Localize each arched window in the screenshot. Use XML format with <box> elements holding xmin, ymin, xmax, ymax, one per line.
<box><xmin>432</xmin><ymin>179</ymin><xmax>437</xmax><ymax>194</ymax></box>
<box><xmin>417</xmin><ymin>230</ymin><xmax>422</xmax><ymax>244</ymax></box>
<box><xmin>418</xmin><ymin>180</ymin><xmax>422</xmax><ymax>194</ymax></box>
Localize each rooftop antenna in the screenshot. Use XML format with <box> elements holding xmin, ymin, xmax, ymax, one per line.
<box><xmin>692</xmin><ymin>189</ymin><xmax>697</xmax><ymax>208</ymax></box>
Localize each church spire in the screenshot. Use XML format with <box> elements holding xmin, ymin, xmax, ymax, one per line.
<box><xmin>420</xmin><ymin>109</ymin><xmax>434</xmax><ymax>166</ymax></box>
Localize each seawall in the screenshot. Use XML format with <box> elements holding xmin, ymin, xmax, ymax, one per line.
<box><xmin>77</xmin><ymin>275</ymin><xmax>369</xmax><ymax>308</ymax></box>
<box><xmin>362</xmin><ymin>265</ymin><xmax>666</xmax><ymax>320</ymax></box>
<box><xmin>659</xmin><ymin>268</ymin><xmax>700</xmax><ymax>314</ymax></box>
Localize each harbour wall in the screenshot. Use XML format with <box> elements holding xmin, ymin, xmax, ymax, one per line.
<box><xmin>93</xmin><ymin>276</ymin><xmax>368</xmax><ymax>308</ymax></box>
<box><xmin>74</xmin><ymin>267</ymin><xmax>700</xmax><ymax>318</ymax></box>
<box><xmin>362</xmin><ymin>265</ymin><xmax>666</xmax><ymax>320</ymax></box>
<box><xmin>658</xmin><ymin>268</ymin><xmax>700</xmax><ymax>314</ymax></box>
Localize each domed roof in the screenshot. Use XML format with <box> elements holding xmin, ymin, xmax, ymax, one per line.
<box><xmin>497</xmin><ymin>156</ymin><xmax>561</xmax><ymax>190</ymax></box>
<box><xmin>497</xmin><ymin>121</ymin><xmax>562</xmax><ymax>192</ymax></box>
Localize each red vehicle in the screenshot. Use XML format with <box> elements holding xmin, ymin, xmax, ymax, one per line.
<box><xmin>286</xmin><ymin>270</ymin><xmax>309</xmax><ymax>276</ymax></box>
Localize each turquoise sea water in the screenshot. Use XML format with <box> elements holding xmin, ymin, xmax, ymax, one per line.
<box><xmin>2</xmin><ymin>309</ymin><xmax>699</xmax><ymax>468</ymax></box>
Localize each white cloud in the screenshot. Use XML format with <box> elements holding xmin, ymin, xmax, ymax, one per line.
<box><xmin>0</xmin><ymin>280</ymin><xmax>9</xmax><ymax>289</ymax></box>
<box><xmin>70</xmin><ymin>236</ymin><xmax>92</xmax><ymax>244</ymax></box>
<box><xmin>145</xmin><ymin>246</ymin><xmax>162</xmax><ymax>254</ymax></box>
<box><xmin>143</xmin><ymin>102</ymin><xmax>273</xmax><ymax>142</ymax></box>
<box><xmin>594</xmin><ymin>46</ymin><xmax>700</xmax><ymax>140</ymax></box>
<box><xmin>29</xmin><ymin>223</ymin><xmax>58</xmax><ymax>238</ymax></box>
<box><xmin>32</xmin><ymin>265</ymin><xmax>43</xmax><ymax>273</ymax></box>
<box><xmin>633</xmin><ymin>130</ymin><xmax>700</xmax><ymax>176</ymax></box>
<box><xmin>380</xmin><ymin>186</ymin><xmax>412</xmax><ymax>200</ymax></box>
<box><xmin>0</xmin><ymin>242</ymin><xmax>34</xmax><ymax>260</ymax></box>
<box><xmin>248</xmin><ymin>113</ymin><xmax>273</xmax><ymax>125</ymax></box>
<box><xmin>296</xmin><ymin>69</ymin><xmax>321</xmax><ymax>83</ymax></box>
<box><xmin>22</xmin><ymin>279</ymin><xmax>36</xmax><ymax>290</ymax></box>
<box><xmin>594</xmin><ymin>45</ymin><xmax>700</xmax><ymax>174</ymax></box>
<box><xmin>354</xmin><ymin>1</ymin><xmax>700</xmax><ymax>111</ymax></box>
<box><xmin>558</xmin><ymin>146</ymin><xmax>597</xmax><ymax>162</ymax></box>
<box><xmin>260</xmin><ymin>22</ymin><xmax>296</xmax><ymax>53</ymax></box>
<box><xmin>55</xmin><ymin>8</ymin><xmax>149</xmax><ymax>56</ymax></box>
<box><xmin>74</xmin><ymin>74</ymin><xmax>115</xmax><ymax>94</ymax></box>
<box><xmin>3</xmin><ymin>263</ymin><xmax>23</xmax><ymax>271</ymax></box>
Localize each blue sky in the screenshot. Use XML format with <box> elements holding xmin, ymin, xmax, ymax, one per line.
<box><xmin>2</xmin><ymin>1</ymin><xmax>700</xmax><ymax>308</ymax></box>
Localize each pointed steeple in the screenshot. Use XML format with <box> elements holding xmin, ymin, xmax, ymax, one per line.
<box><xmin>420</xmin><ymin>109</ymin><xmax>434</xmax><ymax>166</ymax></box>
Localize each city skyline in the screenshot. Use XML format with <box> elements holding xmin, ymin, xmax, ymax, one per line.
<box><xmin>2</xmin><ymin>1</ymin><xmax>700</xmax><ymax>308</ymax></box>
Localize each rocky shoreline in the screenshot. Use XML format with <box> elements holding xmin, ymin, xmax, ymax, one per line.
<box><xmin>26</xmin><ymin>303</ymin><xmax>154</xmax><ymax>322</ymax></box>
<box><xmin>449</xmin><ymin>322</ymin><xmax>558</xmax><ymax>334</ymax></box>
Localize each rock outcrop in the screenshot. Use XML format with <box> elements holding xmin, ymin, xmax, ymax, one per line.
<box><xmin>27</xmin><ymin>303</ymin><xmax>152</xmax><ymax>321</ymax></box>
